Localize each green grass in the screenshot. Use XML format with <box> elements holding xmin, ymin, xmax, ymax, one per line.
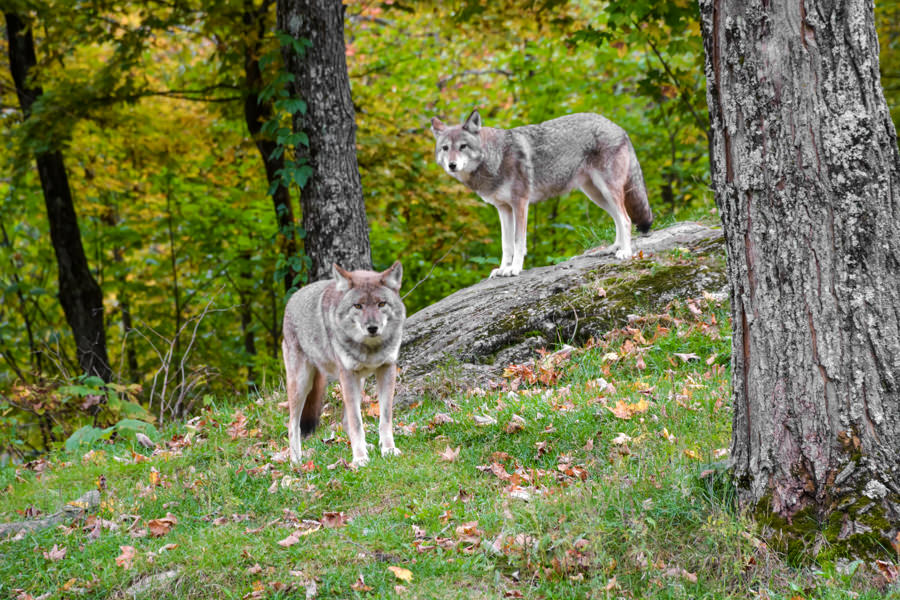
<box><xmin>2</xmin><ymin>295</ymin><xmax>897</xmax><ymax>599</ymax></box>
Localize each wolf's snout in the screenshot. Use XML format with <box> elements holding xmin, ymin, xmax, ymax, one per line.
<box><xmin>367</xmin><ymin>325</ymin><xmax>379</xmax><ymax>335</ymax></box>
<box><xmin>448</xmin><ymin>162</ymin><xmax>457</xmax><ymax>172</ymax></box>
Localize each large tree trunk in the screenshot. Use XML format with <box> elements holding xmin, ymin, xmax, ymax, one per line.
<box><xmin>277</xmin><ymin>0</ymin><xmax>372</xmax><ymax>281</ymax></box>
<box><xmin>5</xmin><ymin>12</ymin><xmax>112</xmax><ymax>382</ymax></box>
<box><xmin>241</xmin><ymin>0</ymin><xmax>300</xmax><ymax>292</ymax></box>
<box><xmin>700</xmin><ymin>0</ymin><xmax>900</xmax><ymax>555</ymax></box>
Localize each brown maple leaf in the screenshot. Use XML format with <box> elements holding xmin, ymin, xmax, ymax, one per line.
<box><xmin>439</xmin><ymin>445</ymin><xmax>461</xmax><ymax>462</ymax></box>
<box><xmin>43</xmin><ymin>544</ymin><xmax>66</xmax><ymax>562</ymax></box>
<box><xmin>116</xmin><ymin>545</ymin><xmax>136</xmax><ymax>569</ymax></box>
<box><xmin>147</xmin><ymin>513</ymin><xmax>178</xmax><ymax>537</ymax></box>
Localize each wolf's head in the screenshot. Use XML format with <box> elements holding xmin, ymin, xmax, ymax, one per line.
<box><xmin>331</xmin><ymin>262</ymin><xmax>405</xmax><ymax>348</ymax></box>
<box><xmin>431</xmin><ymin>109</ymin><xmax>484</xmax><ymax>179</ymax></box>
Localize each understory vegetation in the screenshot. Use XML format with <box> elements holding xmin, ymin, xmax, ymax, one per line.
<box><xmin>3</xmin><ymin>295</ymin><xmax>899</xmax><ymax>599</ymax></box>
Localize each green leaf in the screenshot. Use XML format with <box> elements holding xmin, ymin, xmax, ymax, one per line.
<box><xmin>65</xmin><ymin>425</ymin><xmax>114</xmax><ymax>452</ymax></box>
<box><xmin>114</xmin><ymin>418</ymin><xmax>159</xmax><ymax>441</ymax></box>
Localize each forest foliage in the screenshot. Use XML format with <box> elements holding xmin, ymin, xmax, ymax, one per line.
<box><xmin>1</xmin><ymin>0</ymin><xmax>898</xmax><ymax>458</ymax></box>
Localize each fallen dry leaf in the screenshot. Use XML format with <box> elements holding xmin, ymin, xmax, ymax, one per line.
<box><xmin>116</xmin><ymin>545</ymin><xmax>136</xmax><ymax>569</ymax></box>
<box><xmin>147</xmin><ymin>513</ymin><xmax>177</xmax><ymax>537</ymax></box>
<box><xmin>247</xmin><ymin>563</ymin><xmax>263</xmax><ymax>574</ymax></box>
<box><xmin>228</xmin><ymin>411</ymin><xmax>248</xmax><ymax>440</ymax></box>
<box><xmin>277</xmin><ymin>530</ymin><xmax>302</xmax><ymax>547</ymax></box>
<box><xmin>350</xmin><ymin>574</ymin><xmax>372</xmax><ymax>592</ymax></box>
<box><xmin>611</xmin><ymin>432</ymin><xmax>632</xmax><ymax>445</ymax></box>
<box><xmin>439</xmin><ymin>445</ymin><xmax>461</xmax><ymax>462</ymax></box>
<box><xmin>321</xmin><ymin>511</ymin><xmax>347</xmax><ymax>528</ymax></box>
<box><xmin>43</xmin><ymin>544</ymin><xmax>66</xmax><ymax>562</ymax></box>
<box><xmin>875</xmin><ymin>560</ymin><xmax>899</xmax><ymax>583</ymax></box>
<box><xmin>430</xmin><ymin>412</ymin><xmax>455</xmax><ymax>426</ymax></box>
<box><xmin>683</xmin><ymin>449</ymin><xmax>701</xmax><ymax>460</ymax></box>
<box><xmin>135</xmin><ymin>432</ymin><xmax>155</xmax><ymax>449</ymax></box>
<box><xmin>455</xmin><ymin>521</ymin><xmax>483</xmax><ymax>545</ymax></box>
<box><xmin>473</xmin><ymin>414</ymin><xmax>497</xmax><ymax>426</ymax></box>
<box><xmin>606</xmin><ymin>398</ymin><xmax>649</xmax><ymax>420</ymax></box>
<box><xmin>387</xmin><ymin>566</ymin><xmax>413</xmax><ymax>582</ymax></box>
<box><xmin>504</xmin><ymin>414</ymin><xmax>526</xmax><ymax>434</ymax></box>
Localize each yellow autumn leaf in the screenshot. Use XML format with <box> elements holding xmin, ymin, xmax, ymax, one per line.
<box><xmin>388</xmin><ymin>566</ymin><xmax>413</xmax><ymax>582</ymax></box>
<box><xmin>606</xmin><ymin>398</ymin><xmax>650</xmax><ymax>419</ymax></box>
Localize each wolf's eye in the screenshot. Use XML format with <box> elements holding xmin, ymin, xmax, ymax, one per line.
<box><xmin>378</xmin><ymin>301</ymin><xmax>386</xmax><ymax>308</ymax></box>
<box><xmin>459</xmin><ymin>143</ymin><xmax>467</xmax><ymax>150</ymax></box>
<box><xmin>353</xmin><ymin>303</ymin><xmax>362</xmax><ymax>310</ymax></box>
<box><xmin>441</xmin><ymin>145</ymin><xmax>449</xmax><ymax>151</ymax></box>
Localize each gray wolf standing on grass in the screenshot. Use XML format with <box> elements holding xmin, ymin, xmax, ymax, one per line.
<box><xmin>282</xmin><ymin>262</ymin><xmax>405</xmax><ymax>468</ymax></box>
<box><xmin>431</xmin><ymin>110</ymin><xmax>653</xmax><ymax>277</ymax></box>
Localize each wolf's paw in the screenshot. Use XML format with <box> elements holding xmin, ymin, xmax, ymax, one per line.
<box><xmin>614</xmin><ymin>247</ymin><xmax>632</xmax><ymax>260</ymax></box>
<box><xmin>489</xmin><ymin>266</ymin><xmax>521</xmax><ymax>278</ymax></box>
<box><xmin>381</xmin><ymin>446</ymin><xmax>402</xmax><ymax>458</ymax></box>
<box><xmin>350</xmin><ymin>455</ymin><xmax>370</xmax><ymax>468</ymax></box>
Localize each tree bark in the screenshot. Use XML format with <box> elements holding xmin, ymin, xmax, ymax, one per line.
<box><xmin>700</xmin><ymin>0</ymin><xmax>900</xmax><ymax>555</ymax></box>
<box><xmin>277</xmin><ymin>0</ymin><xmax>372</xmax><ymax>281</ymax></box>
<box><xmin>242</xmin><ymin>0</ymin><xmax>301</xmax><ymax>292</ymax></box>
<box><xmin>4</xmin><ymin>12</ymin><xmax>112</xmax><ymax>382</ymax></box>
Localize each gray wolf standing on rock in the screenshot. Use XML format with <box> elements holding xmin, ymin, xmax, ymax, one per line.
<box><xmin>282</xmin><ymin>262</ymin><xmax>405</xmax><ymax>467</ymax></box>
<box><xmin>431</xmin><ymin>109</ymin><xmax>653</xmax><ymax>277</ymax></box>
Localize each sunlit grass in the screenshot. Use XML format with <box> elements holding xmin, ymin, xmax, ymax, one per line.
<box><xmin>1</xmin><ymin>294</ymin><xmax>897</xmax><ymax>599</ymax></box>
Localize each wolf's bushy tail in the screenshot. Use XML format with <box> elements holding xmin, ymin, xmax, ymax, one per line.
<box><xmin>624</xmin><ymin>144</ymin><xmax>653</xmax><ymax>233</ymax></box>
<box><xmin>299</xmin><ymin>371</ymin><xmax>327</xmax><ymax>437</ymax></box>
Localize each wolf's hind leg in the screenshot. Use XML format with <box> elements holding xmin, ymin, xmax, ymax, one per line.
<box><xmin>283</xmin><ymin>339</ymin><xmax>315</xmax><ymax>465</ymax></box>
<box><xmin>581</xmin><ymin>176</ymin><xmax>633</xmax><ymax>259</ymax></box>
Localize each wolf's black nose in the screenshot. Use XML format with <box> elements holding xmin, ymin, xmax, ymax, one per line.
<box><xmin>448</xmin><ymin>162</ymin><xmax>457</xmax><ymax>171</ymax></box>
<box><xmin>367</xmin><ymin>325</ymin><xmax>379</xmax><ymax>335</ymax></box>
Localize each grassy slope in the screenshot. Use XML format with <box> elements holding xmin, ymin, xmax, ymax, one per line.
<box><xmin>1</xmin><ymin>288</ymin><xmax>897</xmax><ymax>599</ymax></box>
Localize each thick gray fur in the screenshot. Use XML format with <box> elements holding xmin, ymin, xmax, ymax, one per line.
<box><xmin>431</xmin><ymin>110</ymin><xmax>653</xmax><ymax>277</ymax></box>
<box><xmin>281</xmin><ymin>262</ymin><xmax>405</xmax><ymax>467</ymax></box>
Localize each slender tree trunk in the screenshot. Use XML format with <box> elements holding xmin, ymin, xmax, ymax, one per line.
<box><xmin>700</xmin><ymin>0</ymin><xmax>900</xmax><ymax>555</ymax></box>
<box><xmin>242</xmin><ymin>0</ymin><xmax>300</xmax><ymax>291</ymax></box>
<box><xmin>5</xmin><ymin>12</ymin><xmax>112</xmax><ymax>381</ymax></box>
<box><xmin>238</xmin><ymin>249</ymin><xmax>258</xmax><ymax>392</ymax></box>
<box><xmin>277</xmin><ymin>0</ymin><xmax>372</xmax><ymax>281</ymax></box>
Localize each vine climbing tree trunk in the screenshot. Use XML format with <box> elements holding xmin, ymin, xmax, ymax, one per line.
<box><xmin>241</xmin><ymin>0</ymin><xmax>300</xmax><ymax>292</ymax></box>
<box><xmin>277</xmin><ymin>0</ymin><xmax>372</xmax><ymax>282</ymax></box>
<box><xmin>5</xmin><ymin>12</ymin><xmax>112</xmax><ymax>382</ymax></box>
<box><xmin>700</xmin><ymin>0</ymin><xmax>900</xmax><ymax>555</ymax></box>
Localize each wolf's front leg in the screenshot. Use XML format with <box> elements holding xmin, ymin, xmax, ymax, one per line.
<box><xmin>509</xmin><ymin>200</ymin><xmax>529</xmax><ymax>275</ymax></box>
<box><xmin>489</xmin><ymin>204</ymin><xmax>515</xmax><ymax>278</ymax></box>
<box><xmin>338</xmin><ymin>370</ymin><xmax>369</xmax><ymax>467</ymax></box>
<box><xmin>375</xmin><ymin>363</ymin><xmax>401</xmax><ymax>457</ymax></box>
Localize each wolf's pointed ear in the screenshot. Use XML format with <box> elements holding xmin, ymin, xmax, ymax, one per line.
<box><xmin>381</xmin><ymin>261</ymin><xmax>403</xmax><ymax>292</ymax></box>
<box><xmin>430</xmin><ymin>117</ymin><xmax>446</xmax><ymax>137</ymax></box>
<box><xmin>462</xmin><ymin>109</ymin><xmax>482</xmax><ymax>134</ymax></box>
<box><xmin>332</xmin><ymin>263</ymin><xmax>352</xmax><ymax>292</ymax></box>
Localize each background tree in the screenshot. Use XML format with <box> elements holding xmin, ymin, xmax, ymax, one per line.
<box><xmin>277</xmin><ymin>0</ymin><xmax>371</xmax><ymax>281</ymax></box>
<box><xmin>4</xmin><ymin>11</ymin><xmax>111</xmax><ymax>382</ymax></box>
<box><xmin>700</xmin><ymin>0</ymin><xmax>900</xmax><ymax>553</ymax></box>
